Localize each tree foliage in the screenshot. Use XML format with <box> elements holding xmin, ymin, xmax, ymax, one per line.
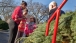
<box><xmin>0</xmin><ymin>20</ymin><xmax>9</xmax><ymax>30</ymax></box>
<box><xmin>22</xmin><ymin>11</ymin><xmax>76</xmax><ymax>43</ymax></box>
<box><xmin>0</xmin><ymin>17</ymin><xmax>2</xmax><ymax>20</ymax></box>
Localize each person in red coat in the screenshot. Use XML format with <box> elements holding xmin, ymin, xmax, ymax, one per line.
<box><xmin>15</xmin><ymin>9</ymin><xmax>28</xmax><ymax>43</ymax></box>
<box><xmin>24</xmin><ymin>16</ymin><xmax>38</xmax><ymax>37</ymax></box>
<box><xmin>8</xmin><ymin>1</ymin><xmax>27</xmax><ymax>43</ymax></box>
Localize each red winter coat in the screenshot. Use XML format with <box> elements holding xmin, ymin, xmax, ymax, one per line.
<box><xmin>18</xmin><ymin>19</ymin><xmax>26</xmax><ymax>32</ymax></box>
<box><xmin>24</xmin><ymin>23</ymin><xmax>37</xmax><ymax>35</ymax></box>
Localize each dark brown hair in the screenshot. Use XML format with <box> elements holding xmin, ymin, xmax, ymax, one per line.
<box><xmin>22</xmin><ymin>1</ymin><xmax>27</xmax><ymax>6</ymax></box>
<box><xmin>30</xmin><ymin>16</ymin><xmax>36</xmax><ymax>23</ymax></box>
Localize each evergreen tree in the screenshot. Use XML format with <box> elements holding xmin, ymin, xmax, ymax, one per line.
<box><xmin>21</xmin><ymin>11</ymin><xmax>76</xmax><ymax>43</ymax></box>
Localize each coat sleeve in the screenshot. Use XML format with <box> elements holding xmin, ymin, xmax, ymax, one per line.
<box><xmin>14</xmin><ymin>7</ymin><xmax>21</xmax><ymax>21</ymax></box>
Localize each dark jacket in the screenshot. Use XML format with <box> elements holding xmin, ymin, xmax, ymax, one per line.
<box><xmin>49</xmin><ymin>8</ymin><xmax>65</xmax><ymax>18</ymax></box>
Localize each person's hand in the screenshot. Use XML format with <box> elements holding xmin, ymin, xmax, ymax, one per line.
<box><xmin>52</xmin><ymin>6</ymin><xmax>57</xmax><ymax>9</ymax></box>
<box><xmin>15</xmin><ymin>18</ymin><xmax>22</xmax><ymax>21</ymax></box>
<box><xmin>18</xmin><ymin>17</ymin><xmax>26</xmax><ymax>20</ymax></box>
<box><xmin>18</xmin><ymin>18</ymin><xmax>23</xmax><ymax>20</ymax></box>
<box><xmin>15</xmin><ymin>17</ymin><xmax>26</xmax><ymax>21</ymax></box>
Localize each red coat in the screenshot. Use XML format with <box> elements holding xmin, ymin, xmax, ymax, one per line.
<box><xmin>18</xmin><ymin>19</ymin><xmax>26</xmax><ymax>32</ymax></box>
<box><xmin>24</xmin><ymin>23</ymin><xmax>37</xmax><ymax>35</ymax></box>
<box><xmin>12</xmin><ymin>6</ymin><xmax>22</xmax><ymax>24</ymax></box>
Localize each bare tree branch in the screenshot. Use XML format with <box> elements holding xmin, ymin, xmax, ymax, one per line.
<box><xmin>27</xmin><ymin>0</ymin><xmax>49</xmax><ymax>23</ymax></box>
<box><xmin>0</xmin><ymin>0</ymin><xmax>16</xmax><ymax>21</ymax></box>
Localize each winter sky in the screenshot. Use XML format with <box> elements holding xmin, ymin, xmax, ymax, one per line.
<box><xmin>15</xmin><ymin>0</ymin><xmax>76</xmax><ymax>11</ymax></box>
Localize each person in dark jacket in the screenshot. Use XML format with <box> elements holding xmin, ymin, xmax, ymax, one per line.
<box><xmin>48</xmin><ymin>1</ymin><xmax>65</xmax><ymax>19</ymax></box>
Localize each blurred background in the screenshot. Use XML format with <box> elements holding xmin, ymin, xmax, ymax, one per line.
<box><xmin>0</xmin><ymin>0</ymin><xmax>76</xmax><ymax>23</ymax></box>
<box><xmin>0</xmin><ymin>0</ymin><xmax>76</xmax><ymax>43</ymax></box>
